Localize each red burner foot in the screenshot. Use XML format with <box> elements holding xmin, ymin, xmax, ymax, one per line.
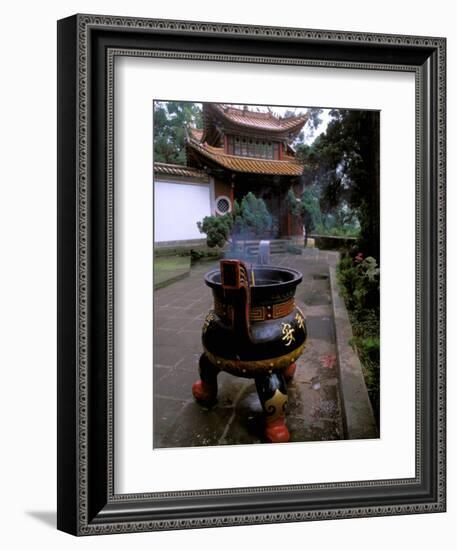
<box><xmin>283</xmin><ymin>362</ymin><xmax>296</xmax><ymax>382</ymax></box>
<box><xmin>265</xmin><ymin>417</ymin><xmax>290</xmax><ymax>443</ymax></box>
<box><xmin>192</xmin><ymin>380</ymin><xmax>217</xmax><ymax>403</ymax></box>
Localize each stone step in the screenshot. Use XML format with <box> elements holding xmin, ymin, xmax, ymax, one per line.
<box><xmin>235</xmin><ymin>239</ymin><xmax>289</xmax><ymax>256</ymax></box>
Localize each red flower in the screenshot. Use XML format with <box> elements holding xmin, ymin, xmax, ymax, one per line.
<box><xmin>355</xmin><ymin>252</ymin><xmax>364</xmax><ymax>263</ymax></box>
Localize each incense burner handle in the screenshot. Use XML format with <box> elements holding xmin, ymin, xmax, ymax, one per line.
<box><xmin>220</xmin><ymin>259</ymin><xmax>252</xmax><ymax>344</ymax></box>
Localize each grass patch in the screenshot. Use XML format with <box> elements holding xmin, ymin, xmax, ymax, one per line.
<box><xmin>154</xmin><ymin>255</ymin><xmax>191</xmax><ymax>289</ymax></box>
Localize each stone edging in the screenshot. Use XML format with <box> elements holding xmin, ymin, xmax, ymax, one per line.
<box><xmin>329</xmin><ymin>266</ymin><xmax>378</xmax><ymax>440</ymax></box>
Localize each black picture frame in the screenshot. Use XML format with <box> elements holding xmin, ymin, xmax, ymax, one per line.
<box><xmin>57</xmin><ymin>14</ymin><xmax>446</xmax><ymax>535</ymax></box>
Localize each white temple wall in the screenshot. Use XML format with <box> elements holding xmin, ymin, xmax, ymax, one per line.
<box><xmin>154</xmin><ymin>179</ymin><xmax>211</xmax><ymax>242</ymax></box>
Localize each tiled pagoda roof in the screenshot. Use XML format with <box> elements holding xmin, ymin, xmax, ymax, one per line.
<box><xmin>202</xmin><ymin>103</ymin><xmax>309</xmax><ymax>142</ymax></box>
<box><xmin>187</xmin><ymin>138</ymin><xmax>304</xmax><ymax>176</ymax></box>
<box><xmin>214</xmin><ymin>104</ymin><xmax>309</xmax><ymax>133</ymax></box>
<box><xmin>154</xmin><ymin>162</ymin><xmax>209</xmax><ymax>180</ymax></box>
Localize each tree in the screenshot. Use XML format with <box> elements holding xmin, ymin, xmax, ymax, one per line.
<box><xmin>153</xmin><ymin>101</ymin><xmax>203</xmax><ymax>165</ymax></box>
<box><xmin>297</xmin><ymin>109</ymin><xmax>380</xmax><ymax>258</ymax></box>
<box><xmin>233</xmin><ymin>192</ymin><xmax>272</xmax><ymax>239</ymax></box>
<box><xmin>283</xmin><ymin>107</ymin><xmax>323</xmax><ymax>146</ymax></box>
<box><xmin>197</xmin><ymin>214</ymin><xmax>233</xmax><ymax>248</ymax></box>
<box><xmin>286</xmin><ymin>188</ymin><xmax>321</xmax><ymax>247</ymax></box>
<box><xmin>198</xmin><ymin>193</ymin><xmax>272</xmax><ymax>248</ymax></box>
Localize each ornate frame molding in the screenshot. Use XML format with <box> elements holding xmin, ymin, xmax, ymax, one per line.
<box><xmin>57</xmin><ymin>14</ymin><xmax>446</xmax><ymax>535</ymax></box>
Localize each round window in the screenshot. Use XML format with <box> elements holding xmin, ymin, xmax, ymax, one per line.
<box><xmin>215</xmin><ymin>196</ymin><xmax>231</xmax><ymax>215</ymax></box>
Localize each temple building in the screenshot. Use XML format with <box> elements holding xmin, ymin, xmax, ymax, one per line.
<box><xmin>154</xmin><ymin>103</ymin><xmax>309</xmax><ymax>245</ymax></box>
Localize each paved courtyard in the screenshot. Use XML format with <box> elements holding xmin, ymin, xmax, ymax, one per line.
<box><xmin>153</xmin><ymin>250</ymin><xmax>344</xmax><ymax>448</ymax></box>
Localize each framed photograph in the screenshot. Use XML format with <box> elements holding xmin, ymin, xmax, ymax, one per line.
<box><xmin>57</xmin><ymin>14</ymin><xmax>446</xmax><ymax>535</ymax></box>
<box><xmin>152</xmin><ymin>99</ymin><xmax>380</xmax><ymax>450</ymax></box>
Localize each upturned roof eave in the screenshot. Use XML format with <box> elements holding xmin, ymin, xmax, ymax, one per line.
<box><xmin>186</xmin><ymin>138</ymin><xmax>304</xmax><ymax>177</ymax></box>
<box><xmin>205</xmin><ymin>103</ymin><xmax>309</xmax><ymax>138</ymax></box>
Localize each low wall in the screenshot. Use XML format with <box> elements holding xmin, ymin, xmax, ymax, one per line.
<box><xmin>154</xmin><ymin>239</ymin><xmax>209</xmax><ymax>257</ymax></box>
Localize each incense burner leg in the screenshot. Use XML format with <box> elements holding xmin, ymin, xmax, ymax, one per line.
<box><xmin>192</xmin><ymin>353</ymin><xmax>219</xmax><ymax>405</ymax></box>
<box><xmin>283</xmin><ymin>362</ymin><xmax>297</xmax><ymax>382</ymax></box>
<box><xmin>255</xmin><ymin>372</ymin><xmax>290</xmax><ymax>443</ymax></box>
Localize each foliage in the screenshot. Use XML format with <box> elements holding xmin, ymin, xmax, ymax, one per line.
<box><xmin>287</xmin><ymin>187</ymin><xmax>321</xmax><ymax>227</ymax></box>
<box><xmin>153</xmin><ymin>101</ymin><xmax>202</xmax><ymax>165</ymax></box>
<box><xmin>189</xmin><ymin>248</ymin><xmax>222</xmax><ymax>263</ymax></box>
<box><xmin>337</xmin><ymin>253</ymin><xmax>380</xmax><ymax>313</ymax></box>
<box><xmin>232</xmin><ymin>192</ymin><xmax>272</xmax><ymax>239</ymax></box>
<box><xmin>188</xmin><ymin>249</ymin><xmax>205</xmax><ymax>261</ymax></box>
<box><xmin>348</xmin><ymin>308</ymin><xmax>380</xmax><ymax>339</ymax></box>
<box><xmin>306</xmin><ymin>108</ymin><xmax>325</xmax><ymax>134</ymax></box>
<box><xmin>350</xmin><ymin>335</ymin><xmax>380</xmax><ymax>364</ymax></box>
<box><xmin>286</xmin><ymin>187</ymin><xmax>321</xmax><ymax>246</ymax></box>
<box><xmin>286</xmin><ymin>184</ymin><xmax>360</xmax><ymax>247</ymax></box>
<box><xmin>297</xmin><ymin>109</ymin><xmax>380</xmax><ymax>258</ymax></box>
<box><xmin>314</xmin><ymin>223</ymin><xmax>360</xmax><ymax>238</ymax></box>
<box><xmin>283</xmin><ymin>107</ymin><xmax>323</xmax><ymax>145</ymax></box>
<box><xmin>197</xmin><ymin>213</ymin><xmax>233</xmax><ymax>248</ymax></box>
<box><xmin>197</xmin><ymin>192</ymin><xmax>272</xmax><ymax>248</ymax></box>
<box><xmin>313</xmin><ymin>202</ymin><xmax>360</xmax><ymax>237</ymax></box>
<box><xmin>350</xmin><ymin>333</ymin><xmax>380</xmax><ymax>422</ymax></box>
<box><xmin>337</xmin><ymin>253</ymin><xmax>380</xmax><ymax>425</ymax></box>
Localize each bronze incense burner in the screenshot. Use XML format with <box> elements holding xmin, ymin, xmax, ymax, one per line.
<box><xmin>192</xmin><ymin>259</ymin><xmax>307</xmax><ymax>443</ymax></box>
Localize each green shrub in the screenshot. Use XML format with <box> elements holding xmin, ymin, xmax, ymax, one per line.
<box><xmin>349</xmin><ymin>335</ymin><xmax>380</xmax><ymax>364</ymax></box>
<box><xmin>197</xmin><ymin>192</ymin><xmax>272</xmax><ymax>248</ymax></box>
<box><xmin>197</xmin><ymin>213</ymin><xmax>233</xmax><ymax>248</ymax></box>
<box><xmin>337</xmin><ymin>253</ymin><xmax>379</xmax><ymax>313</ymax></box>
<box><xmin>189</xmin><ymin>248</ymin><xmax>222</xmax><ymax>263</ymax></box>
<box><xmin>232</xmin><ymin>192</ymin><xmax>272</xmax><ymax>239</ymax></box>
<box><xmin>314</xmin><ymin>223</ymin><xmax>360</xmax><ymax>238</ymax></box>
<box><xmin>350</xmin><ymin>309</ymin><xmax>380</xmax><ymax>339</ymax></box>
<box><xmin>190</xmin><ymin>249</ymin><xmax>205</xmax><ymax>261</ymax></box>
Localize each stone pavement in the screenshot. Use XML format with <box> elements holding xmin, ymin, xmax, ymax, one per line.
<box><xmin>153</xmin><ymin>250</ymin><xmax>344</xmax><ymax>448</ymax></box>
